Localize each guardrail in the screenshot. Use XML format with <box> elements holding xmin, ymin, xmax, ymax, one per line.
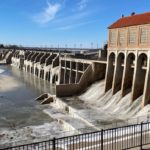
<box><xmin>2</xmin><ymin>122</ymin><xmax>150</xmax><ymax>150</ymax></box>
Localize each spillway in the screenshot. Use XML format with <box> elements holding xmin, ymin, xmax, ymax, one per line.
<box><xmin>79</xmin><ymin>80</ymin><xmax>142</xmax><ymax>119</ymax></box>
<box><xmin>79</xmin><ymin>80</ymin><xmax>143</xmax><ymax>120</ymax></box>
<box><xmin>55</xmin><ymin>79</ymin><xmax>147</xmax><ymax>130</ymax></box>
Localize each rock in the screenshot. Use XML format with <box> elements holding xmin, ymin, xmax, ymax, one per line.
<box><xmin>40</xmin><ymin>97</ymin><xmax>54</xmax><ymax>105</ymax></box>
<box><xmin>0</xmin><ymin>134</ymin><xmax>5</xmax><ymax>139</ymax></box>
<box><xmin>35</xmin><ymin>93</ymin><xmax>48</xmax><ymax>101</ymax></box>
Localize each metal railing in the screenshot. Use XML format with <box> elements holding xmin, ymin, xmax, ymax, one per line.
<box><xmin>2</xmin><ymin>122</ymin><xmax>150</xmax><ymax>150</ymax></box>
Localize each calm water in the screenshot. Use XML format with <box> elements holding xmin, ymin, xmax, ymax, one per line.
<box><xmin>0</xmin><ymin>65</ymin><xmax>55</xmax><ymax>129</ymax></box>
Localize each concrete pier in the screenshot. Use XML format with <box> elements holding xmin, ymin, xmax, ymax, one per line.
<box><xmin>6</xmin><ymin>47</ymin><xmax>106</xmax><ymax>97</ymax></box>
<box><xmin>56</xmin><ymin>57</ymin><xmax>106</xmax><ymax>97</ymax></box>
<box><xmin>121</xmin><ymin>52</ymin><xmax>135</xmax><ymax>97</ymax></box>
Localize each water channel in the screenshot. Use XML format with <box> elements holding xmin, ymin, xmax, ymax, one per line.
<box><xmin>0</xmin><ymin>65</ymin><xmax>55</xmax><ymax>130</ymax></box>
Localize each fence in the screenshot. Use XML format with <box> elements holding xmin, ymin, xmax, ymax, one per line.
<box><xmin>1</xmin><ymin>122</ymin><xmax>150</xmax><ymax>150</ymax></box>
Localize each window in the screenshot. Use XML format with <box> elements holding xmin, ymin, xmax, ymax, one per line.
<box><xmin>129</xmin><ymin>30</ymin><xmax>136</xmax><ymax>44</ymax></box>
<box><xmin>119</xmin><ymin>31</ymin><xmax>126</xmax><ymax>45</ymax></box>
<box><xmin>140</xmin><ymin>28</ymin><xmax>149</xmax><ymax>44</ymax></box>
<box><xmin>110</xmin><ymin>31</ymin><xmax>117</xmax><ymax>45</ymax></box>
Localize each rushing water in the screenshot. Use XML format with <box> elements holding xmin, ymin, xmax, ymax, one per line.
<box><xmin>79</xmin><ymin>80</ymin><xmax>143</xmax><ymax>120</ymax></box>
<box><xmin>0</xmin><ymin>65</ymin><xmax>55</xmax><ymax>130</ymax></box>
<box><xmin>62</xmin><ymin>79</ymin><xmax>147</xmax><ymax>127</ymax></box>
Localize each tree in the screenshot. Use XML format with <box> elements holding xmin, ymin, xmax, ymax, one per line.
<box><xmin>0</xmin><ymin>44</ymin><xmax>4</xmax><ymax>48</ymax></box>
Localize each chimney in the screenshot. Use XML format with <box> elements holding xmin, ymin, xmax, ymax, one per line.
<box><xmin>121</xmin><ymin>14</ymin><xmax>124</xmax><ymax>18</ymax></box>
<box><xmin>131</xmin><ymin>12</ymin><xmax>135</xmax><ymax>16</ymax></box>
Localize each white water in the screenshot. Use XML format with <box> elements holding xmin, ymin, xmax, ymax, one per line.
<box><xmin>78</xmin><ymin>80</ymin><xmax>145</xmax><ymax>122</ymax></box>
<box><xmin>0</xmin><ymin>122</ymin><xmax>64</xmax><ymax>148</ymax></box>
<box><xmin>51</xmin><ymin>79</ymin><xmax>146</xmax><ymax>134</ymax></box>
<box><xmin>0</xmin><ymin>68</ymin><xmax>5</xmax><ymax>74</ymax></box>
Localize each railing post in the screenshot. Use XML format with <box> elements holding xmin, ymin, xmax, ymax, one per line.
<box><xmin>140</xmin><ymin>123</ymin><xmax>143</xmax><ymax>150</ymax></box>
<box><xmin>53</xmin><ymin>137</ymin><xmax>56</xmax><ymax>150</ymax></box>
<box><xmin>101</xmin><ymin>129</ymin><xmax>103</xmax><ymax>150</ymax></box>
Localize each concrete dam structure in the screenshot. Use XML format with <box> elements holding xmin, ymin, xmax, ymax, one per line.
<box><xmin>1</xmin><ymin>12</ymin><xmax>150</xmax><ymax>148</ymax></box>
<box><xmin>2</xmin><ymin>48</ymin><xmax>107</xmax><ymax>97</ymax></box>
<box><xmin>57</xmin><ymin>57</ymin><xmax>106</xmax><ymax>96</ymax></box>
<box><xmin>1</xmin><ymin>12</ymin><xmax>150</xmax><ymax>114</ymax></box>
<box><xmin>2</xmin><ymin>13</ymin><xmax>150</xmax><ymax>111</ymax></box>
<box><xmin>106</xmin><ymin>12</ymin><xmax>150</xmax><ymax>108</ymax></box>
<box><xmin>12</xmin><ymin>50</ymin><xmax>60</xmax><ymax>84</ymax></box>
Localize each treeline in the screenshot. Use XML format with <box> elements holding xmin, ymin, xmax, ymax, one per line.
<box><xmin>0</xmin><ymin>44</ymin><xmax>21</xmax><ymax>49</ymax></box>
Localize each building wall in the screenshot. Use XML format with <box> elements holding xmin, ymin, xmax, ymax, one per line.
<box><xmin>108</xmin><ymin>24</ymin><xmax>150</xmax><ymax>51</ymax></box>
<box><xmin>107</xmin><ymin>21</ymin><xmax>150</xmax><ymax>107</ymax></box>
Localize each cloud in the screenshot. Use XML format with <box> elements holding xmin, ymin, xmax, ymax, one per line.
<box><xmin>53</xmin><ymin>11</ymin><xmax>90</xmax><ymax>23</ymax></box>
<box><xmin>33</xmin><ymin>1</ymin><xmax>61</xmax><ymax>24</ymax></box>
<box><xmin>78</xmin><ymin>0</ymin><xmax>88</xmax><ymax>11</ymax></box>
<box><xmin>56</xmin><ymin>20</ymin><xmax>97</xmax><ymax>30</ymax></box>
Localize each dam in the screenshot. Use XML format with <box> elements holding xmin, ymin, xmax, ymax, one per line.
<box><xmin>1</xmin><ymin>12</ymin><xmax>150</xmax><ymax>149</ymax></box>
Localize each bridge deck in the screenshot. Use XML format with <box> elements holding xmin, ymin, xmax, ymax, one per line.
<box><xmin>60</xmin><ymin>57</ymin><xmax>107</xmax><ymax>64</ymax></box>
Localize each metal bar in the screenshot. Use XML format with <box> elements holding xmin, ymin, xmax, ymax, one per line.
<box><xmin>140</xmin><ymin>123</ymin><xmax>143</xmax><ymax>150</ymax></box>
<box><xmin>53</xmin><ymin>138</ymin><xmax>56</xmax><ymax>150</ymax></box>
<box><xmin>101</xmin><ymin>129</ymin><xmax>103</xmax><ymax>150</ymax></box>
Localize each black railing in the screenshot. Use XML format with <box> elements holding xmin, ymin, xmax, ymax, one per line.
<box><xmin>1</xmin><ymin>122</ymin><xmax>150</xmax><ymax>150</ymax></box>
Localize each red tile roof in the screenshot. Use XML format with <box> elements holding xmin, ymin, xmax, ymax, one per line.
<box><xmin>108</xmin><ymin>12</ymin><xmax>150</xmax><ymax>29</ymax></box>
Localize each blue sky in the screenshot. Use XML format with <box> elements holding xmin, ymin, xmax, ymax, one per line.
<box><xmin>0</xmin><ymin>0</ymin><xmax>149</xmax><ymax>48</ymax></box>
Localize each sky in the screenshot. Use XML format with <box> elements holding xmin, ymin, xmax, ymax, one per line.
<box><xmin>0</xmin><ymin>0</ymin><xmax>150</xmax><ymax>48</ymax></box>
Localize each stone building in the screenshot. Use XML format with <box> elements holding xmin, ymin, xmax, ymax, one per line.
<box><xmin>105</xmin><ymin>12</ymin><xmax>150</xmax><ymax>107</ymax></box>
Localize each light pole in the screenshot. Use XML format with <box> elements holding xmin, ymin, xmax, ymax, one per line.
<box><xmin>91</xmin><ymin>42</ymin><xmax>93</xmax><ymax>49</ymax></box>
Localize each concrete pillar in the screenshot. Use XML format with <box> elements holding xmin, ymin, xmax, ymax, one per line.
<box><xmin>63</xmin><ymin>60</ymin><xmax>66</xmax><ymax>84</ymax></box>
<box><xmin>35</xmin><ymin>67</ymin><xmax>37</xmax><ymax>76</ymax></box>
<box><xmin>43</xmin><ymin>70</ymin><xmax>46</xmax><ymax>80</ymax></box>
<box><xmin>45</xmin><ymin>71</ymin><xmax>48</xmax><ymax>81</ymax></box>
<box><xmin>33</xmin><ymin>66</ymin><xmax>36</xmax><ymax>75</ymax></box>
<box><xmin>65</xmin><ymin>61</ymin><xmax>70</xmax><ymax>84</ymax></box>
<box><xmin>71</xmin><ymin>62</ymin><xmax>76</xmax><ymax>84</ymax></box>
<box><xmin>57</xmin><ymin>63</ymin><xmax>61</xmax><ymax>84</ymax></box>
<box><xmin>51</xmin><ymin>71</ymin><xmax>54</xmax><ymax>84</ymax></box>
<box><xmin>75</xmin><ymin>62</ymin><xmax>79</xmax><ymax>83</ymax></box>
<box><xmin>58</xmin><ymin>59</ymin><xmax>64</xmax><ymax>84</ymax></box>
<box><xmin>121</xmin><ymin>53</ymin><xmax>135</xmax><ymax>97</ymax></box>
<box><xmin>105</xmin><ymin>52</ymin><xmax>115</xmax><ymax>92</ymax></box>
<box><xmin>83</xmin><ymin>63</ymin><xmax>85</xmax><ymax>71</ymax></box>
<box><xmin>28</xmin><ymin>65</ymin><xmax>31</xmax><ymax>73</ymax></box>
<box><xmin>37</xmin><ymin>68</ymin><xmax>38</xmax><ymax>76</ymax></box>
<box><xmin>142</xmin><ymin>52</ymin><xmax>150</xmax><ymax>107</ymax></box>
<box><xmin>26</xmin><ymin>65</ymin><xmax>28</xmax><ymax>72</ymax></box>
<box><xmin>30</xmin><ymin>65</ymin><xmax>32</xmax><ymax>73</ymax></box>
<box><xmin>131</xmin><ymin>53</ymin><xmax>147</xmax><ymax>101</ymax></box>
<box><xmin>24</xmin><ymin>64</ymin><xmax>26</xmax><ymax>72</ymax></box>
<box><xmin>69</xmin><ymin>61</ymin><xmax>72</xmax><ymax>84</ymax></box>
<box><xmin>41</xmin><ymin>70</ymin><xmax>44</xmax><ymax>79</ymax></box>
<box><xmin>27</xmin><ymin>65</ymin><xmax>29</xmax><ymax>72</ymax></box>
<box><xmin>32</xmin><ymin>67</ymin><xmax>34</xmax><ymax>74</ymax></box>
<box><xmin>29</xmin><ymin>65</ymin><xmax>31</xmax><ymax>73</ymax></box>
<box><xmin>38</xmin><ymin>67</ymin><xmax>43</xmax><ymax>79</ymax></box>
<box><xmin>38</xmin><ymin>68</ymin><xmax>41</xmax><ymax>78</ymax></box>
<box><xmin>48</xmin><ymin>71</ymin><xmax>51</xmax><ymax>81</ymax></box>
<box><xmin>112</xmin><ymin>53</ymin><xmax>125</xmax><ymax>95</ymax></box>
